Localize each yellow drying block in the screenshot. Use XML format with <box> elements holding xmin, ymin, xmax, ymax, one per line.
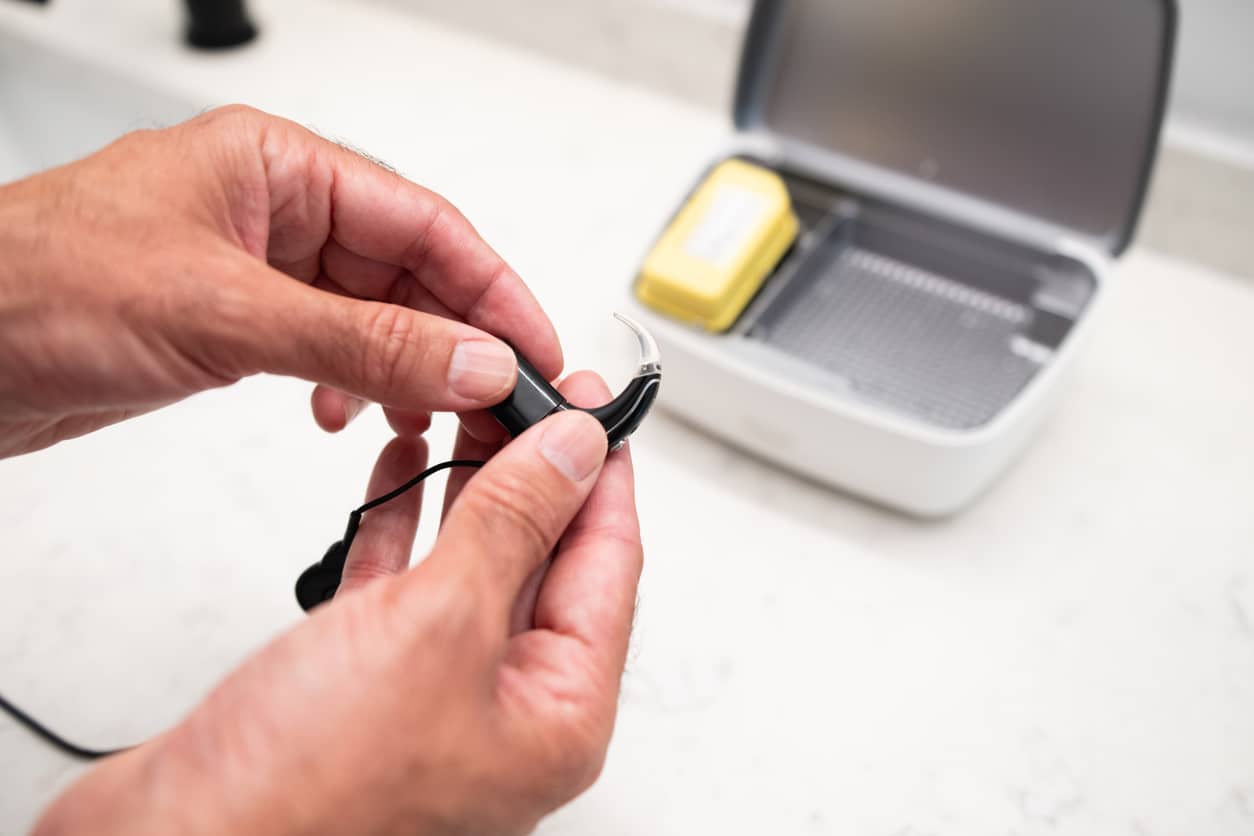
<box><xmin>636</xmin><ymin>158</ymin><xmax>799</xmax><ymax>333</ymax></box>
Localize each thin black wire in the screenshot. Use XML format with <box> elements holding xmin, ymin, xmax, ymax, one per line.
<box><xmin>0</xmin><ymin>691</ymin><xmax>129</xmax><ymax>760</ymax></box>
<box><xmin>0</xmin><ymin>457</ymin><xmax>487</xmax><ymax>760</ymax></box>
<box><xmin>355</xmin><ymin>459</ymin><xmax>484</xmax><ymax>514</ymax></box>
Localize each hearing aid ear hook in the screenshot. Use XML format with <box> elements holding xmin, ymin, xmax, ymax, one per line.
<box><xmin>489</xmin><ymin>312</ymin><xmax>662</xmax><ymax>450</ymax></box>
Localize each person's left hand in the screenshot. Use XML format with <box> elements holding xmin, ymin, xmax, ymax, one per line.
<box><xmin>0</xmin><ymin>105</ymin><xmax>561</xmax><ymax>458</ymax></box>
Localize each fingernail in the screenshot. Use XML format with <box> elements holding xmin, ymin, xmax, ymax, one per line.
<box><xmin>343</xmin><ymin>397</ymin><xmax>367</xmax><ymax>425</ymax></box>
<box><xmin>448</xmin><ymin>340</ymin><xmax>516</xmax><ymax>401</ymax></box>
<box><xmin>539</xmin><ymin>413</ymin><xmax>606</xmax><ymax>482</ymax></box>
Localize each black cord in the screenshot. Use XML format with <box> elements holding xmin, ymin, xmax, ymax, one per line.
<box><xmin>295</xmin><ymin>459</ymin><xmax>487</xmax><ymax>611</ymax></box>
<box><xmin>355</xmin><ymin>458</ymin><xmax>485</xmax><ymax>515</ymax></box>
<box><xmin>0</xmin><ymin>691</ymin><xmax>129</xmax><ymax>760</ymax></box>
<box><xmin>0</xmin><ymin>457</ymin><xmax>486</xmax><ymax>760</ymax></box>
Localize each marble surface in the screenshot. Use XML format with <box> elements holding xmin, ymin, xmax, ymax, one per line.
<box><xmin>1</xmin><ymin>1</ymin><xmax>1252</xmax><ymax>833</ymax></box>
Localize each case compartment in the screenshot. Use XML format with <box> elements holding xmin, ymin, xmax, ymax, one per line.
<box><xmin>733</xmin><ymin>169</ymin><xmax>1096</xmax><ymax>430</ymax></box>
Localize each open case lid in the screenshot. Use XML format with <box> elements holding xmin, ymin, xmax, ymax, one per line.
<box><xmin>734</xmin><ymin>0</ymin><xmax>1177</xmax><ymax>256</ymax></box>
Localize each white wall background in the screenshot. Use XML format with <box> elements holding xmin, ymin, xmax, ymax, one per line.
<box><xmin>1169</xmin><ymin>0</ymin><xmax>1254</xmax><ymax>143</ymax></box>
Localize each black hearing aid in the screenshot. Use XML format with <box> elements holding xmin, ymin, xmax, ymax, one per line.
<box><xmin>295</xmin><ymin>313</ymin><xmax>662</xmax><ymax>612</ymax></box>
<box><xmin>489</xmin><ymin>313</ymin><xmax>662</xmax><ymax>450</ymax></box>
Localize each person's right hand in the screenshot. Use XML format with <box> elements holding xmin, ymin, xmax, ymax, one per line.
<box><xmin>0</xmin><ymin>104</ymin><xmax>560</xmax><ymax>458</ymax></box>
<box><xmin>35</xmin><ymin>372</ymin><xmax>643</xmax><ymax>836</ymax></box>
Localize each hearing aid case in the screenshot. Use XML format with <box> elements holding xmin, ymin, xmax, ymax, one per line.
<box><xmin>626</xmin><ymin>0</ymin><xmax>1176</xmax><ymax>516</ymax></box>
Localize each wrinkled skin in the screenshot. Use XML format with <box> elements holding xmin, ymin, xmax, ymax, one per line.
<box><xmin>0</xmin><ymin>107</ymin><xmax>643</xmax><ymax>836</ymax></box>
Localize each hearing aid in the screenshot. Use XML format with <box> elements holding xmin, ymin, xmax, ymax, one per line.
<box><xmin>295</xmin><ymin>313</ymin><xmax>661</xmax><ymax>612</ymax></box>
<box><xmin>490</xmin><ymin>312</ymin><xmax>662</xmax><ymax>450</ymax></box>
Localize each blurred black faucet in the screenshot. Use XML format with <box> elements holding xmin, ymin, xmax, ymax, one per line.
<box><xmin>185</xmin><ymin>0</ymin><xmax>257</xmax><ymax>49</ymax></box>
<box><xmin>12</xmin><ymin>0</ymin><xmax>257</xmax><ymax>49</ymax></box>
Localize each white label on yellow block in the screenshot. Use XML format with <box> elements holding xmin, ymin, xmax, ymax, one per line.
<box><xmin>683</xmin><ymin>183</ymin><xmax>769</xmax><ymax>268</ymax></box>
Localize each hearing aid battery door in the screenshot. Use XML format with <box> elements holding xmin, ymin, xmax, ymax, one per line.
<box><xmin>635</xmin><ymin>159</ymin><xmax>799</xmax><ymax>333</ymax></box>
<box><xmin>626</xmin><ymin>0</ymin><xmax>1174</xmax><ymax>516</ymax></box>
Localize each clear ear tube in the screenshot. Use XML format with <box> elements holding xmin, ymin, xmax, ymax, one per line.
<box><xmin>584</xmin><ymin>313</ymin><xmax>662</xmax><ymax>450</ymax></box>
<box><xmin>489</xmin><ymin>313</ymin><xmax>662</xmax><ymax>450</ymax></box>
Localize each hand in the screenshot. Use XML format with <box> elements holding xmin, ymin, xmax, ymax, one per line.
<box><xmin>35</xmin><ymin>373</ymin><xmax>643</xmax><ymax>836</ymax></box>
<box><xmin>0</xmin><ymin>105</ymin><xmax>561</xmax><ymax>458</ymax></box>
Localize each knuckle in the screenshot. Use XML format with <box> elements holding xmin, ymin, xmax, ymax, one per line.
<box><xmin>401</xmin><ymin>195</ymin><xmax>449</xmax><ymax>276</ymax></box>
<box><xmin>575</xmin><ymin>746</ymin><xmax>607</xmax><ymax>793</ymax></box>
<box><xmin>113</xmin><ymin>127</ymin><xmax>158</xmax><ymax>149</ymax></box>
<box><xmin>200</xmin><ymin>103</ymin><xmax>264</xmax><ymax>128</ymax></box>
<box><xmin>469</xmin><ymin>471</ymin><xmax>559</xmax><ymax>559</ymax></box>
<box><xmin>463</xmin><ymin>259</ymin><xmax>511</xmax><ymax>327</ymax></box>
<box><xmin>338</xmin><ymin>557</ymin><xmax>396</xmax><ymax>590</ymax></box>
<box><xmin>537</xmin><ymin>726</ymin><xmax>606</xmax><ymax>799</ymax></box>
<box><xmin>358</xmin><ymin>303</ymin><xmax>429</xmax><ymax>395</ymax></box>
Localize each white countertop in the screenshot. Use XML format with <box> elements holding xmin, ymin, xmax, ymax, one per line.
<box><xmin>1</xmin><ymin>1</ymin><xmax>1252</xmax><ymax>833</ymax></box>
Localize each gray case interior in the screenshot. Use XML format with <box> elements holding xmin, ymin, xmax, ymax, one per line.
<box><xmin>683</xmin><ymin>0</ymin><xmax>1175</xmax><ymax>431</ymax></box>
<box><xmin>733</xmin><ymin>166</ymin><xmax>1096</xmax><ymax>430</ymax></box>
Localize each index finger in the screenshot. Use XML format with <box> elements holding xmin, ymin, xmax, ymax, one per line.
<box><xmin>266</xmin><ymin>119</ymin><xmax>563</xmax><ymax>379</ymax></box>
<box><xmin>329</xmin><ymin>151</ymin><xmax>562</xmax><ymax>379</ymax></box>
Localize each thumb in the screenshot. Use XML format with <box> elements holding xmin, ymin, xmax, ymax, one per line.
<box><xmin>208</xmin><ymin>263</ymin><xmax>519</xmax><ymax>412</ymax></box>
<box><xmin>421</xmin><ymin>410</ymin><xmax>608</xmax><ymax>625</ymax></box>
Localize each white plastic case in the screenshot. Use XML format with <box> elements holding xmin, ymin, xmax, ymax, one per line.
<box><xmin>627</xmin><ymin>0</ymin><xmax>1175</xmax><ymax>516</ymax></box>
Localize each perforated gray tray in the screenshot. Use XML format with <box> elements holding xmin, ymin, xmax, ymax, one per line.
<box><xmin>749</xmin><ymin>242</ymin><xmax>1042</xmax><ymax>429</ymax></box>
<box><xmin>737</xmin><ymin>197</ymin><xmax>1092</xmax><ymax>431</ymax></box>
